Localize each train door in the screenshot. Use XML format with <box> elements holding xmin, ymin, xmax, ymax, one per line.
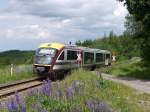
<box><xmin>66</xmin><ymin>49</ymin><xmax>82</xmax><ymax>69</ymax></box>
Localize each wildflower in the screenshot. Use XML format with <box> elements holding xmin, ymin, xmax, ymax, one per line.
<box><xmin>95</xmin><ymin>99</ymin><xmax>112</xmax><ymax>112</ymax></box>
<box><xmin>20</xmin><ymin>98</ymin><xmax>26</xmax><ymax>112</ymax></box>
<box><xmin>41</xmin><ymin>109</ymin><xmax>49</xmax><ymax>112</ymax></box>
<box><xmin>42</xmin><ymin>79</ymin><xmax>52</xmax><ymax>96</ymax></box>
<box><xmin>54</xmin><ymin>107</ymin><xmax>58</xmax><ymax>112</ymax></box>
<box><xmin>27</xmin><ymin>89</ymin><xmax>36</xmax><ymax>96</ymax></box>
<box><xmin>7</xmin><ymin>97</ymin><xmax>18</xmax><ymax>112</ymax></box>
<box><xmin>86</xmin><ymin>99</ymin><xmax>94</xmax><ymax>111</ymax></box>
<box><xmin>15</xmin><ymin>92</ymin><xmax>20</xmax><ymax>105</ymax></box>
<box><xmin>65</xmin><ymin>87</ymin><xmax>74</xmax><ymax>100</ymax></box>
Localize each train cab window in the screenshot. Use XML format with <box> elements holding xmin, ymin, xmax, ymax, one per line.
<box><xmin>58</xmin><ymin>51</ymin><xmax>64</xmax><ymax>60</ymax></box>
<box><xmin>96</xmin><ymin>53</ymin><xmax>103</xmax><ymax>62</ymax></box>
<box><xmin>84</xmin><ymin>52</ymin><xmax>94</xmax><ymax>64</ymax></box>
<box><xmin>67</xmin><ymin>50</ymin><xmax>77</xmax><ymax>60</ymax></box>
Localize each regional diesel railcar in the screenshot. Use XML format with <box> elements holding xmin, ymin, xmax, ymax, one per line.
<box><xmin>33</xmin><ymin>42</ymin><xmax>111</xmax><ymax>74</ymax></box>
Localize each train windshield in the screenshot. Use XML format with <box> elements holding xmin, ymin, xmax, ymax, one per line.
<box><xmin>36</xmin><ymin>48</ymin><xmax>56</xmax><ymax>56</ymax></box>
<box><xmin>35</xmin><ymin>48</ymin><xmax>57</xmax><ymax>65</ymax></box>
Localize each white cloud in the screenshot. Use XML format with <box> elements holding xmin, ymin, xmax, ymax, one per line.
<box><xmin>114</xmin><ymin>2</ymin><xmax>127</xmax><ymax>17</ymax></box>
<box><xmin>0</xmin><ymin>0</ymin><xmax>128</xmax><ymax>51</ymax></box>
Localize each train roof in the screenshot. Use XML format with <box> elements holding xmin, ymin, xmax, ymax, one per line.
<box><xmin>65</xmin><ymin>45</ymin><xmax>110</xmax><ymax>54</ymax></box>
<box><xmin>38</xmin><ymin>42</ymin><xmax>111</xmax><ymax>53</ymax></box>
<box><xmin>39</xmin><ymin>42</ymin><xmax>65</xmax><ymax>50</ymax></box>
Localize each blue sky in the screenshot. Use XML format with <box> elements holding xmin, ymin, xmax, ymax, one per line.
<box><xmin>0</xmin><ymin>0</ymin><xmax>128</xmax><ymax>51</ymax></box>
<box><xmin>0</xmin><ymin>0</ymin><xmax>8</xmax><ymax>11</ymax></box>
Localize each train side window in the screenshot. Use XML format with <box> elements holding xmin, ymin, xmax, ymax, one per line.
<box><xmin>58</xmin><ymin>51</ymin><xmax>64</xmax><ymax>60</ymax></box>
<box><xmin>96</xmin><ymin>53</ymin><xmax>103</xmax><ymax>62</ymax></box>
<box><xmin>67</xmin><ymin>50</ymin><xmax>77</xmax><ymax>60</ymax></box>
<box><xmin>106</xmin><ymin>54</ymin><xmax>110</xmax><ymax>59</ymax></box>
<box><xmin>84</xmin><ymin>52</ymin><xmax>94</xmax><ymax>64</ymax></box>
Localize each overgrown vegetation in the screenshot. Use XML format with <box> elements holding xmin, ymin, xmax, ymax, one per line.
<box><xmin>0</xmin><ymin>65</ymin><xmax>35</xmax><ymax>84</ymax></box>
<box><xmin>0</xmin><ymin>50</ymin><xmax>34</xmax><ymax>68</ymax></box>
<box><xmin>1</xmin><ymin>70</ymin><xmax>150</xmax><ymax>112</ymax></box>
<box><xmin>101</xmin><ymin>59</ymin><xmax>150</xmax><ymax>80</ymax></box>
<box><xmin>118</xmin><ymin>0</ymin><xmax>150</xmax><ymax>66</ymax></box>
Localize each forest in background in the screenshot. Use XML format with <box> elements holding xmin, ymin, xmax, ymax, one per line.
<box><xmin>0</xmin><ymin>50</ymin><xmax>34</xmax><ymax>67</ymax></box>
<box><xmin>76</xmin><ymin>32</ymin><xmax>141</xmax><ymax>61</ymax></box>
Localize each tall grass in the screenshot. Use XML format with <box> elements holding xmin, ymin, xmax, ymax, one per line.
<box><xmin>1</xmin><ymin>70</ymin><xmax>149</xmax><ymax>112</ymax></box>
<box><xmin>101</xmin><ymin>60</ymin><xmax>150</xmax><ymax>80</ymax></box>
<box><xmin>0</xmin><ymin>65</ymin><xmax>36</xmax><ymax>84</ymax></box>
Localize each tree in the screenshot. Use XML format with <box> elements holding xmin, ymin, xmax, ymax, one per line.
<box><xmin>124</xmin><ymin>14</ymin><xmax>143</xmax><ymax>37</ymax></box>
<box><xmin>118</xmin><ymin>0</ymin><xmax>150</xmax><ymax>65</ymax></box>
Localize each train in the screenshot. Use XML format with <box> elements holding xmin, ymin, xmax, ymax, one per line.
<box><xmin>33</xmin><ymin>42</ymin><xmax>111</xmax><ymax>75</ymax></box>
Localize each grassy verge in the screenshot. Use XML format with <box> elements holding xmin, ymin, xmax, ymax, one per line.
<box><xmin>1</xmin><ymin>70</ymin><xmax>150</xmax><ymax>112</ymax></box>
<box><xmin>0</xmin><ymin>65</ymin><xmax>36</xmax><ymax>84</ymax></box>
<box><xmin>101</xmin><ymin>60</ymin><xmax>150</xmax><ymax>80</ymax></box>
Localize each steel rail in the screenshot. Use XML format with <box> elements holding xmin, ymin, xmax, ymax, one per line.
<box><xmin>0</xmin><ymin>76</ymin><xmax>45</xmax><ymax>98</ymax></box>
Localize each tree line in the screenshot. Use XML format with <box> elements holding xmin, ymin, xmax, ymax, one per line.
<box><xmin>76</xmin><ymin>32</ymin><xmax>141</xmax><ymax>61</ymax></box>
<box><xmin>0</xmin><ymin>50</ymin><xmax>34</xmax><ymax>68</ymax></box>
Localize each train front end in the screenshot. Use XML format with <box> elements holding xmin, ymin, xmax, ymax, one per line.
<box><xmin>33</xmin><ymin>43</ymin><xmax>64</xmax><ymax>74</ymax></box>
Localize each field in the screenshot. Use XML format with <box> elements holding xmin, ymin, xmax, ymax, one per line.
<box><xmin>1</xmin><ymin>70</ymin><xmax>150</xmax><ymax>112</ymax></box>
<box><xmin>0</xmin><ymin>65</ymin><xmax>36</xmax><ymax>84</ymax></box>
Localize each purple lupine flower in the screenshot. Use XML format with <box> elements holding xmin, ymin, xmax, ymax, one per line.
<box><xmin>27</xmin><ymin>89</ymin><xmax>36</xmax><ymax>97</ymax></box>
<box><xmin>42</xmin><ymin>79</ymin><xmax>52</xmax><ymax>96</ymax></box>
<box><xmin>86</xmin><ymin>99</ymin><xmax>94</xmax><ymax>110</ymax></box>
<box><xmin>7</xmin><ymin>97</ymin><xmax>18</xmax><ymax>112</ymax></box>
<box><xmin>57</xmin><ymin>89</ymin><xmax>63</xmax><ymax>101</ymax></box>
<box><xmin>65</xmin><ymin>87</ymin><xmax>74</xmax><ymax>100</ymax></box>
<box><xmin>54</xmin><ymin>107</ymin><xmax>58</xmax><ymax>112</ymax></box>
<box><xmin>41</xmin><ymin>109</ymin><xmax>49</xmax><ymax>112</ymax></box>
<box><xmin>95</xmin><ymin>99</ymin><xmax>112</xmax><ymax>112</ymax></box>
<box><xmin>15</xmin><ymin>92</ymin><xmax>20</xmax><ymax>106</ymax></box>
<box><xmin>21</xmin><ymin>98</ymin><xmax>26</xmax><ymax>112</ymax></box>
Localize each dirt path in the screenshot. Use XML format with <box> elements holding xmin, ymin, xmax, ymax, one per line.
<box><xmin>102</xmin><ymin>73</ymin><xmax>150</xmax><ymax>94</ymax></box>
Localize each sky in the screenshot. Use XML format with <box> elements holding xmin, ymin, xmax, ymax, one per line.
<box><xmin>0</xmin><ymin>0</ymin><xmax>128</xmax><ymax>51</ymax></box>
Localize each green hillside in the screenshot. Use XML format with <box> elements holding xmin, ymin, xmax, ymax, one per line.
<box><xmin>0</xmin><ymin>50</ymin><xmax>34</xmax><ymax>67</ymax></box>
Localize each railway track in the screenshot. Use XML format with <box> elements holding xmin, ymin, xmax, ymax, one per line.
<box><xmin>0</xmin><ymin>77</ymin><xmax>45</xmax><ymax>98</ymax></box>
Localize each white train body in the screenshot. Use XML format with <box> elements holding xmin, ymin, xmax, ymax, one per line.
<box><xmin>33</xmin><ymin>43</ymin><xmax>111</xmax><ymax>74</ymax></box>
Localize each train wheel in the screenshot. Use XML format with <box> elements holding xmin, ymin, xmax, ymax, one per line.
<box><xmin>90</xmin><ymin>65</ymin><xmax>96</xmax><ymax>71</ymax></box>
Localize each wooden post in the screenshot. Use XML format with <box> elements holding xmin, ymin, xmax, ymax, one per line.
<box><xmin>10</xmin><ymin>64</ymin><xmax>13</xmax><ymax>76</ymax></box>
